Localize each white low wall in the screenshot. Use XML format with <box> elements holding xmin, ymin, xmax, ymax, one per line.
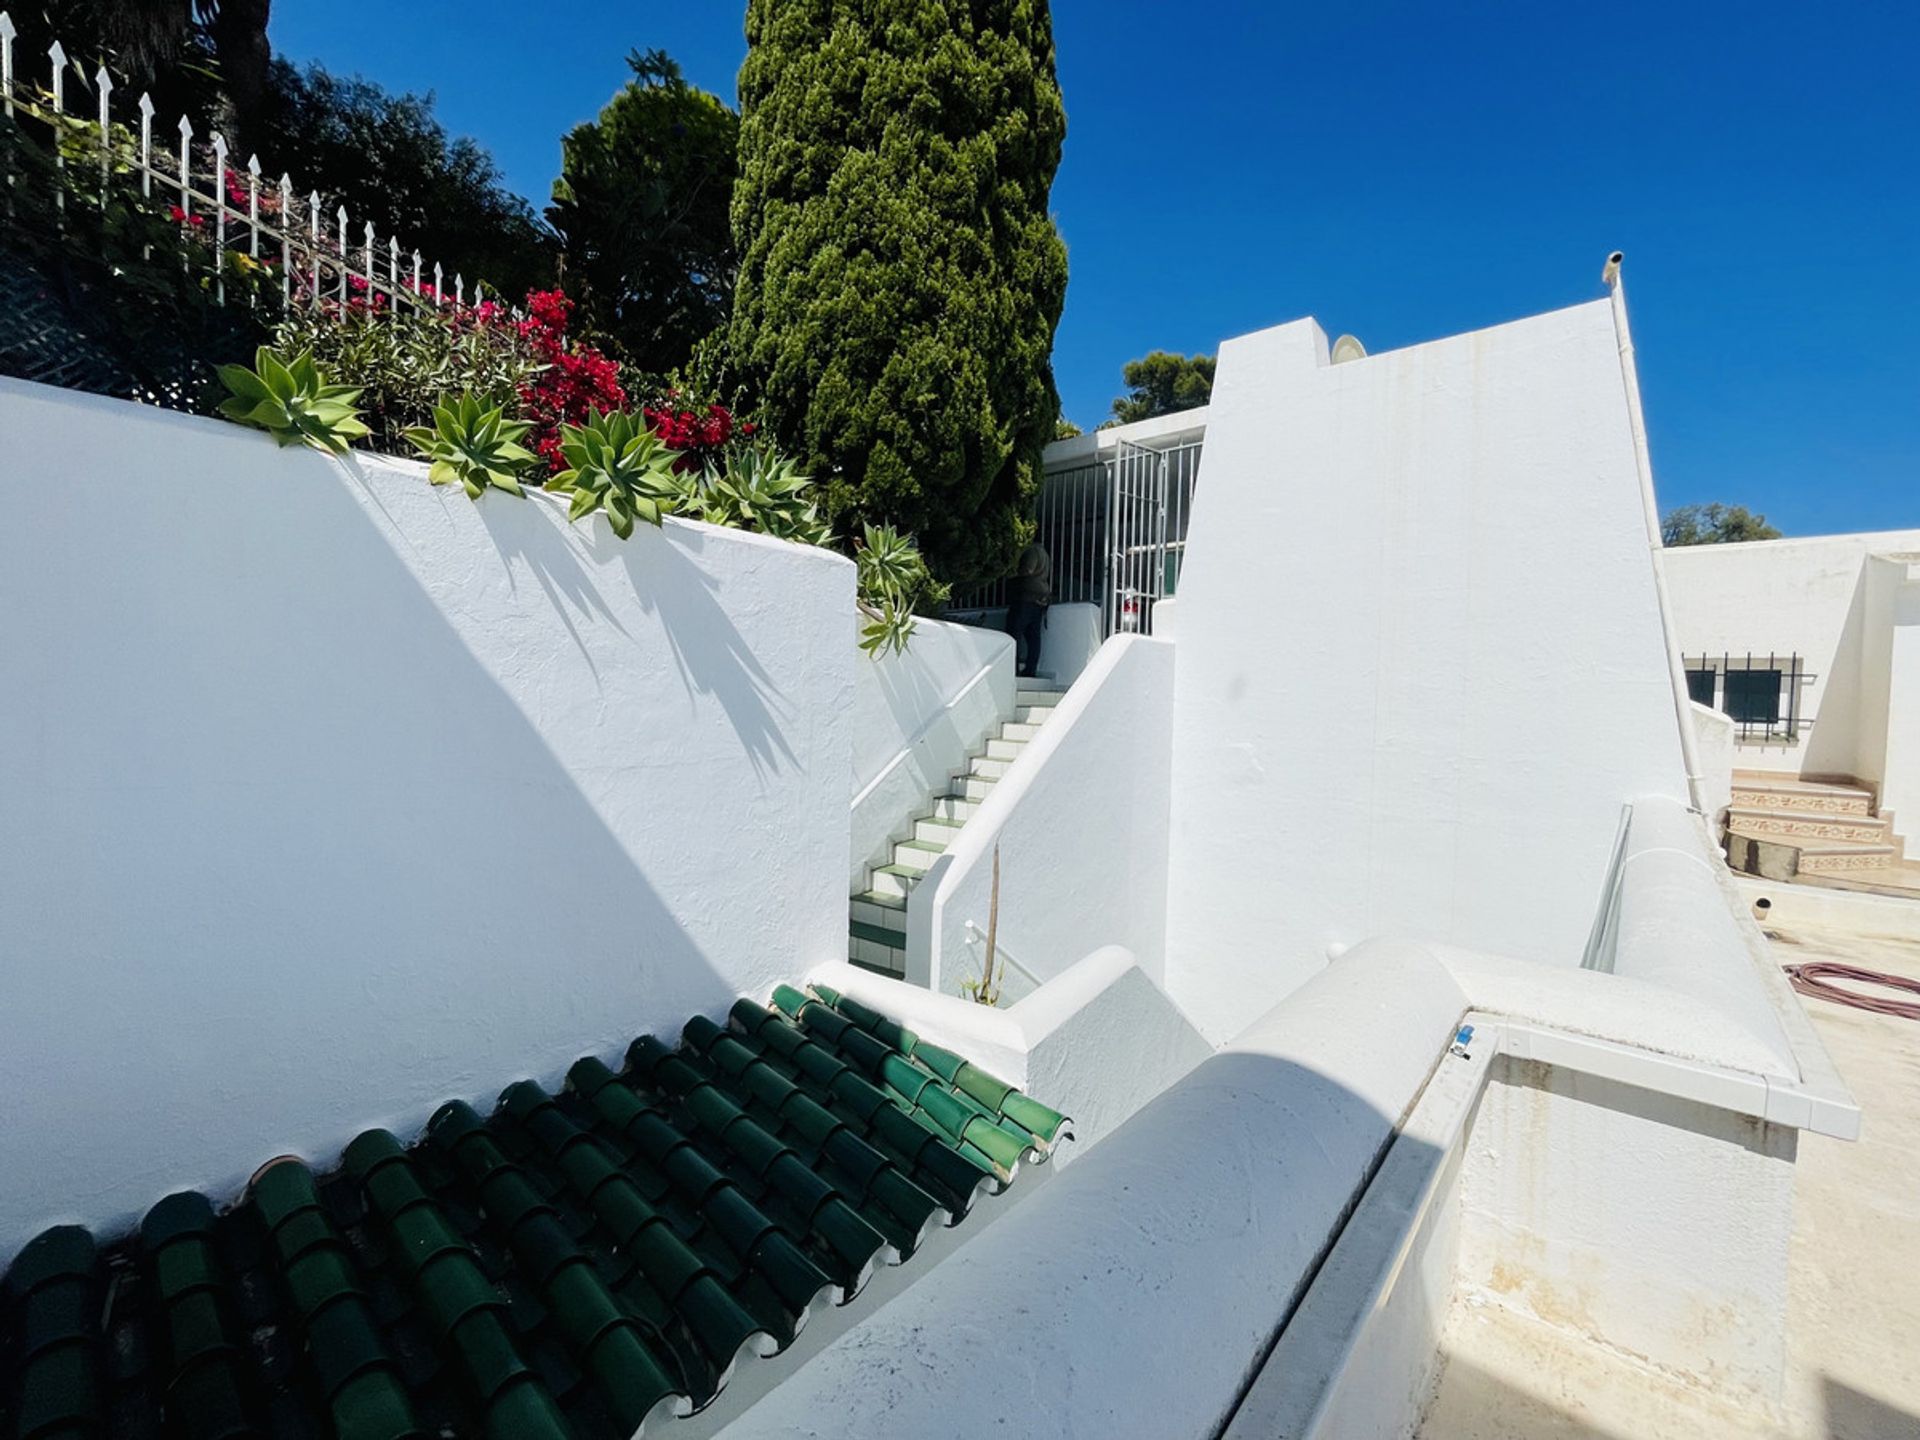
<box><xmin>1038</xmin><ymin>601</ymin><xmax>1103</xmax><ymax>686</ymax></box>
<box><xmin>807</xmin><ymin>946</ymin><xmax>1210</xmax><ymax>1161</ymax></box>
<box><xmin>1164</xmin><ymin>302</ymin><xmax>1690</xmax><ymax>1043</ymax></box>
<box><xmin>0</xmin><ymin>380</ymin><xmax>856</xmax><ymax>1258</ymax></box>
<box><xmin>1866</xmin><ymin>552</ymin><xmax>1920</xmax><ymax>843</ymax></box>
<box><xmin>848</xmin><ymin>617</ymin><xmax>1012</xmax><ymax>889</ymax></box>
<box><xmin>1689</xmin><ymin>700</ymin><xmax>1736</xmax><ymax>829</ymax></box>
<box><xmin>1661</xmin><ymin>529</ymin><xmax>1920</xmax><ymax>782</ymax></box>
<box><xmin>907</xmin><ymin>634</ymin><xmax>1175</xmax><ymax>995</ymax></box>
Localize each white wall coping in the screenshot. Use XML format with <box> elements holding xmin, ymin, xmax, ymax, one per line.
<box><xmin>805</xmin><ymin>944</ymin><xmax>1139</xmax><ymax>1092</ymax></box>
<box><xmin>1041</xmin><ymin>406</ymin><xmax>1211</xmax><ymax>468</ymax></box>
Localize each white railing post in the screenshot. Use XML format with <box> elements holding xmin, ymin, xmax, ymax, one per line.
<box><xmin>278</xmin><ymin>174</ymin><xmax>292</xmax><ymax>305</ymax></box>
<box><xmin>246</xmin><ymin>154</ymin><xmax>260</xmax><ymax>256</ymax></box>
<box><xmin>388</xmin><ymin>236</ymin><xmax>399</xmax><ymax>315</ymax></box>
<box><xmin>432</xmin><ymin>261</ymin><xmax>443</xmax><ymax>308</ymax></box>
<box><xmin>136</xmin><ymin>92</ymin><xmax>152</xmax><ymax>196</ymax></box>
<box><xmin>46</xmin><ymin>40</ymin><xmax>63</xmax><ymax>216</ymax></box>
<box><xmin>362</xmin><ymin>219</ymin><xmax>374</xmax><ymax>299</ymax></box>
<box><xmin>94</xmin><ymin>64</ymin><xmax>111</xmax><ymax>206</ymax></box>
<box><xmin>411</xmin><ymin>250</ymin><xmax>421</xmax><ymax>311</ymax></box>
<box><xmin>335</xmin><ymin>204</ymin><xmax>347</xmax><ymax>302</ymax></box>
<box><xmin>454</xmin><ymin>273</ymin><xmax>464</xmax><ymax>308</ymax></box>
<box><xmin>209</xmin><ymin>131</ymin><xmax>227</xmax><ymax>303</ymax></box>
<box><xmin>307</xmin><ymin>191</ymin><xmax>320</xmax><ymax>303</ymax></box>
<box><xmin>0</xmin><ymin>12</ymin><xmax>16</xmax><ymax>119</ymax></box>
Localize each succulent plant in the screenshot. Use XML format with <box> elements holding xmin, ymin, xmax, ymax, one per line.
<box><xmin>549</xmin><ymin>410</ymin><xmax>683</xmax><ymax>539</ymax></box>
<box><xmin>402</xmin><ymin>394</ymin><xmax>538</xmax><ymax>500</ymax></box>
<box><xmin>697</xmin><ymin>447</ymin><xmax>834</xmax><ymax>546</ymax></box>
<box><xmin>214</xmin><ymin>347</ymin><xmax>370</xmax><ymax>455</ymax></box>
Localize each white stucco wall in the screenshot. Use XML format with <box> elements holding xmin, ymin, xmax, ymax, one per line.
<box><xmin>848</xmin><ymin>617</ymin><xmax>1012</xmax><ymax>889</ymax></box>
<box><xmin>0</xmin><ymin>380</ymin><xmax>855</xmax><ymax>1258</ymax></box>
<box><xmin>1164</xmin><ymin>302</ymin><xmax>1689</xmax><ymax>1042</ymax></box>
<box><xmin>908</xmin><ymin>634</ymin><xmax>1174</xmax><ymax>995</ymax></box>
<box><xmin>1659</xmin><ymin>530</ymin><xmax>1920</xmax><ymax>783</ymax></box>
<box><xmin>1865</xmin><ymin>553</ymin><xmax>1920</xmax><ymax>840</ymax></box>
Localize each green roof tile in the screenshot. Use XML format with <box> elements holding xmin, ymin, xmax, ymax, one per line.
<box><xmin>0</xmin><ymin>981</ymin><xmax>1068</xmax><ymax>1440</ymax></box>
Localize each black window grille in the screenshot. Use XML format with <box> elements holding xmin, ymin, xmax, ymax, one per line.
<box><xmin>1683</xmin><ymin>653</ymin><xmax>1808</xmax><ymax>742</ymax></box>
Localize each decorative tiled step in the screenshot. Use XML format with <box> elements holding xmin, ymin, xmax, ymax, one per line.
<box><xmin>1730</xmin><ymin>773</ymin><xmax>1874</xmax><ymax>816</ymax></box>
<box><xmin>1726</xmin><ymin>807</ymin><xmax>1891</xmax><ymax>844</ymax></box>
<box><xmin>1793</xmin><ymin>843</ymin><xmax>1901</xmax><ymax>875</ymax></box>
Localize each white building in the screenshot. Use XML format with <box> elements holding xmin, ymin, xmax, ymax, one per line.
<box><xmin>0</xmin><ymin>277</ymin><xmax>1904</xmax><ymax>1438</ymax></box>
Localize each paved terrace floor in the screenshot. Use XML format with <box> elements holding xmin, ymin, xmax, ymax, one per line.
<box><xmin>1420</xmin><ymin>893</ymin><xmax>1920</xmax><ymax>1440</ymax></box>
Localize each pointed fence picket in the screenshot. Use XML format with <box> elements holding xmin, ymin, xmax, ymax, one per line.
<box><xmin>0</xmin><ymin>8</ymin><xmax>491</xmax><ymax>320</ymax></box>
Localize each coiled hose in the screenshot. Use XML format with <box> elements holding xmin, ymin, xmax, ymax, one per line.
<box><xmin>1784</xmin><ymin>961</ymin><xmax>1920</xmax><ymax>1021</ymax></box>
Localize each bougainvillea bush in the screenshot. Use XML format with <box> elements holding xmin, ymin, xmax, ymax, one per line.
<box><xmin>514</xmin><ymin>289</ymin><xmax>627</xmax><ymax>470</ymax></box>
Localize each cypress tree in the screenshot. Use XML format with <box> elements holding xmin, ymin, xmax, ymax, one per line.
<box><xmin>729</xmin><ymin>0</ymin><xmax>1069</xmax><ymax>585</ymax></box>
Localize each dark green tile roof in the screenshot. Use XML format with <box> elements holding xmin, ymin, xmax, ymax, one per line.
<box><xmin>0</xmin><ymin>984</ymin><xmax>1069</xmax><ymax>1440</ymax></box>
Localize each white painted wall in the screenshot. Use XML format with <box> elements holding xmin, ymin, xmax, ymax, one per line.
<box><xmin>1457</xmin><ymin>1054</ymin><xmax>1797</xmax><ymax>1403</ymax></box>
<box><xmin>1865</xmin><ymin>552</ymin><xmax>1920</xmax><ymax>841</ymax></box>
<box><xmin>1165</xmin><ymin>302</ymin><xmax>1689</xmax><ymax>1042</ymax></box>
<box><xmin>1034</xmin><ymin>600</ymin><xmax>1102</xmax><ymax>686</ymax></box>
<box><xmin>907</xmin><ymin>635</ymin><xmax>1174</xmax><ymax>996</ymax></box>
<box><xmin>809</xmin><ymin>945</ymin><xmax>1210</xmax><ymax>1162</ymax></box>
<box><xmin>1689</xmin><ymin>700</ymin><xmax>1736</xmax><ymax>829</ymax></box>
<box><xmin>1659</xmin><ymin>530</ymin><xmax>1920</xmax><ymax>783</ymax></box>
<box><xmin>0</xmin><ymin>380</ymin><xmax>855</xmax><ymax>1259</ymax></box>
<box><xmin>848</xmin><ymin>617</ymin><xmax>1012</xmax><ymax>889</ymax></box>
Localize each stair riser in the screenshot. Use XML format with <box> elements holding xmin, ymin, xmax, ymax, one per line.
<box><xmin>851</xmin><ymin>899</ymin><xmax>904</xmax><ymax>929</ymax></box>
<box><xmin>986</xmin><ymin>738</ymin><xmax>1025</xmax><ymax>761</ymax></box>
<box><xmin>1731</xmin><ymin>814</ymin><xmax>1889</xmax><ymax>843</ymax></box>
<box><xmin>1000</xmin><ymin>722</ymin><xmax>1042</xmax><ymax>742</ymax></box>
<box><xmin>969</xmin><ymin>758</ymin><xmax>1011</xmax><ymax>780</ymax></box>
<box><xmin>929</xmin><ymin>797</ymin><xmax>981</xmax><ymax>822</ymax></box>
<box><xmin>1798</xmin><ymin>849</ymin><xmax>1898</xmax><ymax>875</ymax></box>
<box><xmin>914</xmin><ymin>819</ymin><xmax>964</xmax><ymax>845</ymax></box>
<box><xmin>869</xmin><ymin>869</ymin><xmax>918</xmax><ymax>899</ymax></box>
<box><xmin>956</xmin><ymin>777</ymin><xmax>997</xmax><ymax>802</ymax></box>
<box><xmin>1731</xmin><ymin>788</ymin><xmax>1873</xmax><ymax>817</ymax></box>
<box><xmin>893</xmin><ymin>845</ymin><xmax>940</xmax><ymax>874</ymax></box>
<box><xmin>1014</xmin><ymin>706</ymin><xmax>1055</xmax><ymax>724</ymax></box>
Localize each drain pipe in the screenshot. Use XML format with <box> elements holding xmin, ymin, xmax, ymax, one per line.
<box><xmin>1608</xmin><ymin>257</ymin><xmax>1709</xmax><ymax>816</ymax></box>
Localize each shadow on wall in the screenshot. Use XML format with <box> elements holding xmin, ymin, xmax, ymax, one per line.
<box><xmin>0</xmin><ymin>395</ymin><xmax>824</xmax><ymax>1248</ymax></box>
<box><xmin>1804</xmin><ymin>566</ymin><xmax>1871</xmax><ymax>780</ymax></box>
<box><xmin>1821</xmin><ymin>1377</ymin><xmax>1920</xmax><ymax>1440</ymax></box>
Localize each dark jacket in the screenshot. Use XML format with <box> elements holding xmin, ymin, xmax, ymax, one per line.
<box><xmin>1013</xmin><ymin>542</ymin><xmax>1052</xmax><ymax>607</ymax></box>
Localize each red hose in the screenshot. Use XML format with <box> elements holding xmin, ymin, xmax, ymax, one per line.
<box><xmin>1783</xmin><ymin>961</ymin><xmax>1920</xmax><ymax>1021</ymax></box>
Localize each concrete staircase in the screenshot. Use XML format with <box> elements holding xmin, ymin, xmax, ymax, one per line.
<box><xmin>1724</xmin><ymin>771</ymin><xmax>1905</xmax><ymax>878</ymax></box>
<box><xmin>848</xmin><ymin>677</ymin><xmax>1069</xmax><ymax>978</ymax></box>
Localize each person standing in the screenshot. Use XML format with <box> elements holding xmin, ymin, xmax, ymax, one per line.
<box><xmin>1004</xmin><ymin>540</ymin><xmax>1051</xmax><ymax>679</ymax></box>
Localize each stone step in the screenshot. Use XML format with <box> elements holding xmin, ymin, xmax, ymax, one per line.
<box><xmin>868</xmin><ymin>865</ymin><xmax>922</xmax><ymax>900</ymax></box>
<box><xmin>985</xmin><ymin>737</ymin><xmax>1026</xmax><ymax>762</ymax></box>
<box><xmin>968</xmin><ymin>756</ymin><xmax>1012</xmax><ymax>780</ymax></box>
<box><xmin>1795</xmin><ymin>843</ymin><xmax>1901</xmax><ymax>875</ymax></box>
<box><xmin>928</xmin><ymin>794</ymin><xmax>983</xmax><ymax>823</ymax></box>
<box><xmin>1729</xmin><ymin>776</ymin><xmax>1874</xmax><ymax>817</ymax></box>
<box><xmin>851</xmin><ymin>893</ymin><xmax>905</xmax><ymax>929</ymax></box>
<box><xmin>891</xmin><ymin>838</ymin><xmax>946</xmax><ymax>873</ymax></box>
<box><xmin>1013</xmin><ymin>705</ymin><xmax>1056</xmax><ymax>724</ymax></box>
<box><xmin>1016</xmin><ymin>687</ymin><xmax>1065</xmax><ymax>705</ymax></box>
<box><xmin>955</xmin><ymin>775</ymin><xmax>998</xmax><ymax>802</ymax></box>
<box><xmin>999</xmin><ymin>721</ymin><xmax>1043</xmax><ymax>742</ymax></box>
<box><xmin>1727</xmin><ymin>807</ymin><xmax>1890</xmax><ymax>844</ymax></box>
<box><xmin>913</xmin><ymin>816</ymin><xmax>966</xmax><ymax>846</ymax></box>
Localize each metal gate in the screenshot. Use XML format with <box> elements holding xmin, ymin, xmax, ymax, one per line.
<box><xmin>1109</xmin><ymin>439</ymin><xmax>1170</xmax><ymax>634</ymax></box>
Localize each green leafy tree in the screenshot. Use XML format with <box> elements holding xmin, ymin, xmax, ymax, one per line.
<box><xmin>1661</xmin><ymin>503</ymin><xmax>1783</xmax><ymax>546</ymax></box>
<box><xmin>728</xmin><ymin>0</ymin><xmax>1069</xmax><ymax>586</ymax></box>
<box><xmin>1105</xmin><ymin>350</ymin><xmax>1215</xmax><ymax>426</ymax></box>
<box><xmin>549</xmin><ymin>50</ymin><xmax>738</xmax><ymax>375</ymax></box>
<box><xmin>252</xmin><ymin>63</ymin><xmax>553</xmax><ymax>300</ymax></box>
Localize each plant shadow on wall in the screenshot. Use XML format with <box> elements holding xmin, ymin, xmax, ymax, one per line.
<box><xmin>0</xmin><ymin>397</ymin><xmax>784</xmax><ymax>1205</ymax></box>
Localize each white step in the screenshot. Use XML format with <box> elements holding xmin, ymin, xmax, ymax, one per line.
<box><xmin>1016</xmin><ymin>687</ymin><xmax>1065</xmax><ymax>705</ymax></box>
<box><xmin>913</xmin><ymin>816</ymin><xmax>965</xmax><ymax>845</ymax></box>
<box><xmin>985</xmin><ymin>737</ymin><xmax>1025</xmax><ymax>762</ymax></box>
<box><xmin>999</xmin><ymin>721</ymin><xmax>1042</xmax><ymax>742</ymax></box>
<box><xmin>929</xmin><ymin>795</ymin><xmax>983</xmax><ymax>822</ymax></box>
<box><xmin>969</xmin><ymin>756</ymin><xmax>1012</xmax><ymax>780</ymax></box>
<box><xmin>851</xmin><ymin>896</ymin><xmax>905</xmax><ymax>929</ymax></box>
<box><xmin>1013</xmin><ymin>705</ymin><xmax>1055</xmax><ymax>724</ymax></box>
<box><xmin>892</xmin><ymin>839</ymin><xmax>945</xmax><ymax>873</ymax></box>
<box><xmin>955</xmin><ymin>776</ymin><xmax>997</xmax><ymax>802</ymax></box>
<box><xmin>868</xmin><ymin>865</ymin><xmax>921</xmax><ymax>899</ymax></box>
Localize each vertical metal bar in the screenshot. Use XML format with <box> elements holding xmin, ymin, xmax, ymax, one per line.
<box><xmin>433</xmin><ymin>261</ymin><xmax>443</xmax><ymax>308</ymax></box>
<box><xmin>94</xmin><ymin>64</ymin><xmax>111</xmax><ymax>207</ymax></box>
<box><xmin>308</xmin><ymin>192</ymin><xmax>320</xmax><ymax>303</ymax></box>
<box><xmin>209</xmin><ymin>131</ymin><xmax>226</xmax><ymax>304</ymax></box>
<box><xmin>0</xmin><ymin>12</ymin><xmax>15</xmax><ymax>119</ymax></box>
<box><xmin>388</xmin><ymin>237</ymin><xmax>399</xmax><ymax>314</ymax></box>
<box><xmin>47</xmin><ymin>41</ymin><xmax>64</xmax><ymax>218</ymax></box>
<box><xmin>278</xmin><ymin>175</ymin><xmax>292</xmax><ymax>306</ymax></box>
<box><xmin>363</xmin><ymin>220</ymin><xmax>375</xmax><ymax>299</ymax></box>
<box><xmin>138</xmin><ymin>93</ymin><xmax>152</xmax><ymax>197</ymax></box>
<box><xmin>412</xmin><ymin>251</ymin><xmax>422</xmax><ymax>310</ymax></box>
<box><xmin>335</xmin><ymin>205</ymin><xmax>347</xmax><ymax>302</ymax></box>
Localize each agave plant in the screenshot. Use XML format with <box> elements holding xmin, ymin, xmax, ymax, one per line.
<box><xmin>214</xmin><ymin>347</ymin><xmax>370</xmax><ymax>455</ymax></box>
<box><xmin>698</xmin><ymin>447</ymin><xmax>835</xmax><ymax>546</ymax></box>
<box><xmin>856</xmin><ymin>522</ymin><xmax>947</xmax><ymax>656</ymax></box>
<box><xmin>402</xmin><ymin>395</ymin><xmax>538</xmax><ymax>500</ymax></box>
<box><xmin>550</xmin><ymin>410</ymin><xmax>683</xmax><ymax>539</ymax></box>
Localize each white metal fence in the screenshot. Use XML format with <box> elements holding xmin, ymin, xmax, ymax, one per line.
<box><xmin>0</xmin><ymin>9</ymin><xmax>494</xmax><ymax>316</ymax></box>
<box><xmin>950</xmin><ymin>434</ymin><xmax>1204</xmax><ymax>638</ymax></box>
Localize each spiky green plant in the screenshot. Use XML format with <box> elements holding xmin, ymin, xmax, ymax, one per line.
<box><xmin>699</xmin><ymin>447</ymin><xmax>834</xmax><ymax>546</ymax></box>
<box><xmin>214</xmin><ymin>347</ymin><xmax>370</xmax><ymax>454</ymax></box>
<box><xmin>856</xmin><ymin>522</ymin><xmax>948</xmax><ymax>657</ymax></box>
<box><xmin>550</xmin><ymin>410</ymin><xmax>683</xmax><ymax>539</ymax></box>
<box><xmin>402</xmin><ymin>394</ymin><xmax>537</xmax><ymax>500</ymax></box>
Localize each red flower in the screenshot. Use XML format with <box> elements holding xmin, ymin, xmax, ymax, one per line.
<box><xmin>514</xmin><ymin>289</ymin><xmax>627</xmax><ymax>470</ymax></box>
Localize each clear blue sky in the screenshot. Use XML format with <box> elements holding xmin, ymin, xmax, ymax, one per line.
<box><xmin>273</xmin><ymin>1</ymin><xmax>1917</xmax><ymax>535</ymax></box>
